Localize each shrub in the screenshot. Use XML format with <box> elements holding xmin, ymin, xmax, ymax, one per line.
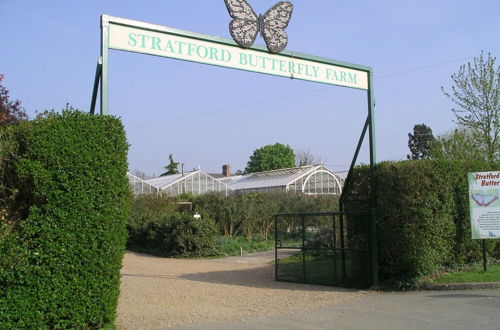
<box><xmin>343</xmin><ymin>159</ymin><xmax>500</xmax><ymax>287</ymax></box>
<box><xmin>193</xmin><ymin>192</ymin><xmax>339</xmax><ymax>241</ymax></box>
<box><xmin>0</xmin><ymin>110</ymin><xmax>129</xmax><ymax>328</ymax></box>
<box><xmin>128</xmin><ymin>213</ymin><xmax>218</xmax><ymax>257</ymax></box>
<box><xmin>190</xmin><ymin>192</ymin><xmax>237</xmax><ymax>237</ymax></box>
<box><xmin>127</xmin><ymin>192</ymin><xmax>339</xmax><ymax>256</ymax></box>
<box><xmin>127</xmin><ymin>194</ymin><xmax>180</xmax><ymax>243</ymax></box>
<box><xmin>168</xmin><ymin>214</ymin><xmax>218</xmax><ymax>257</ymax></box>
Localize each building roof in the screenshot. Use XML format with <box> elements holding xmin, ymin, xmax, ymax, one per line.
<box><xmin>207</xmin><ymin>173</ymin><xmax>226</xmax><ymax>179</ymax></box>
<box><xmin>219</xmin><ymin>165</ymin><xmax>338</xmax><ymax>191</ymax></box>
<box><xmin>144</xmin><ymin>170</ymin><xmax>199</xmax><ymax>190</ymax></box>
<box><xmin>143</xmin><ymin>170</ymin><xmax>234</xmax><ymax>192</ymax></box>
<box><xmin>132</xmin><ymin>165</ymin><xmax>343</xmax><ymax>195</ymax></box>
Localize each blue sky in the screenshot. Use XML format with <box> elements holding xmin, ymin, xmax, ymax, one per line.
<box><xmin>1</xmin><ymin>0</ymin><xmax>499</xmax><ymax>176</ymax></box>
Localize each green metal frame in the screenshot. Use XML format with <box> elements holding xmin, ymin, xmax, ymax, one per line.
<box><xmin>89</xmin><ymin>57</ymin><xmax>102</xmax><ymax>115</ymax></box>
<box><xmin>275</xmin><ymin>211</ymin><xmax>371</xmax><ymax>288</ymax></box>
<box><xmin>89</xmin><ymin>14</ymin><xmax>379</xmax><ymax>286</ymax></box>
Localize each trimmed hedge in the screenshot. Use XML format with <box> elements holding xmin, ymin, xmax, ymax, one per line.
<box><xmin>0</xmin><ymin>111</ymin><xmax>130</xmax><ymax>328</ymax></box>
<box><xmin>344</xmin><ymin>159</ymin><xmax>500</xmax><ymax>287</ymax></box>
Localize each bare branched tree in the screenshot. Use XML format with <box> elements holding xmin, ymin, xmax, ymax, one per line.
<box><xmin>132</xmin><ymin>169</ymin><xmax>147</xmax><ymax>180</ymax></box>
<box><xmin>295</xmin><ymin>149</ymin><xmax>325</xmax><ymax>166</ymax></box>
<box><xmin>442</xmin><ymin>51</ymin><xmax>500</xmax><ymax>162</ymax></box>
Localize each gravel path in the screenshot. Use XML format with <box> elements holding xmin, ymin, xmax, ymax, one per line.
<box><xmin>116</xmin><ymin>251</ymin><xmax>366</xmax><ymax>329</ymax></box>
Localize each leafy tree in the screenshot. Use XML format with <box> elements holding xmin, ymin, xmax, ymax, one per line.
<box><xmin>244</xmin><ymin>143</ymin><xmax>295</xmax><ymax>173</ymax></box>
<box><xmin>0</xmin><ymin>79</ymin><xmax>28</xmax><ymax>127</ymax></box>
<box><xmin>295</xmin><ymin>149</ymin><xmax>325</xmax><ymax>166</ymax></box>
<box><xmin>407</xmin><ymin>124</ymin><xmax>434</xmax><ymax>160</ymax></box>
<box><xmin>442</xmin><ymin>51</ymin><xmax>500</xmax><ymax>162</ymax></box>
<box><xmin>255</xmin><ymin>193</ymin><xmax>280</xmax><ymax>242</ymax></box>
<box><xmin>160</xmin><ymin>154</ymin><xmax>179</xmax><ymax>176</ymax></box>
<box><xmin>430</xmin><ymin>127</ymin><xmax>485</xmax><ymax>161</ymax></box>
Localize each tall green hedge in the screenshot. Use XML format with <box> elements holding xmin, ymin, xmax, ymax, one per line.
<box><xmin>344</xmin><ymin>160</ymin><xmax>500</xmax><ymax>286</ymax></box>
<box><xmin>0</xmin><ymin>111</ymin><xmax>130</xmax><ymax>328</ymax></box>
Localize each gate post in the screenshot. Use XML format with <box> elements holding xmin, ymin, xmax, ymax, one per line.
<box><xmin>275</xmin><ymin>215</ymin><xmax>278</xmax><ymax>280</ymax></box>
<box><xmin>100</xmin><ymin>15</ymin><xmax>110</xmax><ymax>115</ymax></box>
<box><xmin>301</xmin><ymin>215</ymin><xmax>306</xmax><ymax>282</ymax></box>
<box><xmin>367</xmin><ymin>69</ymin><xmax>379</xmax><ymax>286</ymax></box>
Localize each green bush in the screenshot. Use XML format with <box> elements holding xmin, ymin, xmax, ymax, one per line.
<box><xmin>128</xmin><ymin>213</ymin><xmax>218</xmax><ymax>257</ymax></box>
<box><xmin>0</xmin><ymin>110</ymin><xmax>129</xmax><ymax>328</ymax></box>
<box><xmin>343</xmin><ymin>159</ymin><xmax>500</xmax><ymax>288</ymax></box>
<box><xmin>194</xmin><ymin>192</ymin><xmax>339</xmax><ymax>241</ymax></box>
<box><xmin>127</xmin><ymin>194</ymin><xmax>180</xmax><ymax>244</ymax></box>
<box><xmin>127</xmin><ymin>192</ymin><xmax>338</xmax><ymax>257</ymax></box>
<box><xmin>168</xmin><ymin>214</ymin><xmax>218</xmax><ymax>257</ymax></box>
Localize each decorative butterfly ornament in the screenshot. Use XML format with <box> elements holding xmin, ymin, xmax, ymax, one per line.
<box><xmin>224</xmin><ymin>0</ymin><xmax>294</xmax><ymax>54</ymax></box>
<box><xmin>471</xmin><ymin>193</ymin><xmax>498</xmax><ymax>207</ymax></box>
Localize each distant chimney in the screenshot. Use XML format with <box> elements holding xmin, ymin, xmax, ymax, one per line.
<box><xmin>222</xmin><ymin>165</ymin><xmax>231</xmax><ymax>177</ymax></box>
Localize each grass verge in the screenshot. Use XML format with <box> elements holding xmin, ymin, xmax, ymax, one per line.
<box><xmin>216</xmin><ymin>236</ymin><xmax>274</xmax><ymax>256</ymax></box>
<box><xmin>424</xmin><ymin>265</ymin><xmax>500</xmax><ymax>285</ymax></box>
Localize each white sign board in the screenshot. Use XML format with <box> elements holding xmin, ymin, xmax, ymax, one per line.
<box><xmin>107</xmin><ymin>21</ymin><xmax>368</xmax><ymax>90</ymax></box>
<box><xmin>469</xmin><ymin>171</ymin><xmax>500</xmax><ymax>239</ymax></box>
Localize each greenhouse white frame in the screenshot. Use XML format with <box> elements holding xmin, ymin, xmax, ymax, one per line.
<box><xmin>127</xmin><ymin>172</ymin><xmax>160</xmax><ymax>195</ymax></box>
<box><xmin>128</xmin><ymin>170</ymin><xmax>233</xmax><ymax>196</ymax></box>
<box><xmin>128</xmin><ymin>165</ymin><xmax>343</xmax><ymax>197</ymax></box>
<box><xmin>220</xmin><ymin>165</ymin><xmax>343</xmax><ymax>195</ymax></box>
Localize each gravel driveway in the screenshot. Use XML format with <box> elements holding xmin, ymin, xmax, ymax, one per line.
<box><xmin>116</xmin><ymin>250</ymin><xmax>366</xmax><ymax>329</ymax></box>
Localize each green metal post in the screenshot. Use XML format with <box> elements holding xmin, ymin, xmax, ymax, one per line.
<box><xmin>483</xmin><ymin>240</ymin><xmax>488</xmax><ymax>272</ymax></box>
<box><xmin>367</xmin><ymin>69</ymin><xmax>379</xmax><ymax>286</ymax></box>
<box><xmin>339</xmin><ymin>210</ymin><xmax>345</xmax><ymax>283</ymax></box>
<box><xmin>100</xmin><ymin>15</ymin><xmax>110</xmax><ymax>115</ymax></box>
<box><xmin>89</xmin><ymin>57</ymin><xmax>102</xmax><ymax>115</ymax></box>
<box><xmin>332</xmin><ymin>214</ymin><xmax>337</xmax><ymax>284</ymax></box>
<box><xmin>275</xmin><ymin>215</ymin><xmax>278</xmax><ymax>280</ymax></box>
<box><xmin>301</xmin><ymin>215</ymin><xmax>306</xmax><ymax>283</ymax></box>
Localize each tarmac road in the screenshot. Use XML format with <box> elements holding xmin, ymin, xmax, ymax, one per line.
<box><xmin>171</xmin><ymin>289</ymin><xmax>500</xmax><ymax>330</ymax></box>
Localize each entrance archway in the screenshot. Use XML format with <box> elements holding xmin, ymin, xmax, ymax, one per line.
<box><xmin>89</xmin><ymin>14</ymin><xmax>378</xmax><ymax>286</ymax></box>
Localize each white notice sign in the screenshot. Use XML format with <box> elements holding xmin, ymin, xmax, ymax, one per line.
<box><xmin>469</xmin><ymin>171</ymin><xmax>500</xmax><ymax>239</ymax></box>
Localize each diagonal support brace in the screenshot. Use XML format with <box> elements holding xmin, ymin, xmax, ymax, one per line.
<box><xmin>90</xmin><ymin>57</ymin><xmax>103</xmax><ymax>115</ymax></box>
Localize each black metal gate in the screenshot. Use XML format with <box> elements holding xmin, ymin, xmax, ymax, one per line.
<box><xmin>275</xmin><ymin>211</ymin><xmax>371</xmax><ymax>288</ymax></box>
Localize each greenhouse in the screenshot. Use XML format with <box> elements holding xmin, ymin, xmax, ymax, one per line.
<box><xmin>128</xmin><ymin>170</ymin><xmax>233</xmax><ymax>196</ymax></box>
<box><xmin>220</xmin><ymin>165</ymin><xmax>343</xmax><ymax>195</ymax></box>
<box><xmin>127</xmin><ymin>172</ymin><xmax>160</xmax><ymax>195</ymax></box>
<box><xmin>128</xmin><ymin>165</ymin><xmax>343</xmax><ymax>196</ymax></box>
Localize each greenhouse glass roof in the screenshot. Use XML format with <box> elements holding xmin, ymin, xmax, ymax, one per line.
<box><xmin>128</xmin><ymin>165</ymin><xmax>343</xmax><ymax>196</ymax></box>
<box><xmin>144</xmin><ymin>172</ymin><xmax>195</xmax><ymax>189</ymax></box>
<box><xmin>220</xmin><ymin>165</ymin><xmax>342</xmax><ymax>191</ymax></box>
<box><xmin>141</xmin><ymin>170</ymin><xmax>234</xmax><ymax>196</ymax></box>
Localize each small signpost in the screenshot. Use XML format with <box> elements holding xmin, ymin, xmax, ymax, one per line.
<box><xmin>468</xmin><ymin>171</ymin><xmax>500</xmax><ymax>271</ymax></box>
